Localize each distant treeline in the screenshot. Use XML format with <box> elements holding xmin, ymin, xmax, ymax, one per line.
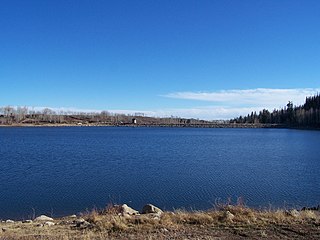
<box><xmin>2</xmin><ymin>94</ymin><xmax>320</xmax><ymax>128</ymax></box>
<box><xmin>231</xmin><ymin>94</ymin><xmax>320</xmax><ymax>128</ymax></box>
<box><xmin>0</xmin><ymin>107</ymin><xmax>213</xmax><ymax>126</ymax></box>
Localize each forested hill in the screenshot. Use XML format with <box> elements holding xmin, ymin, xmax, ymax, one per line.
<box><xmin>231</xmin><ymin>94</ymin><xmax>320</xmax><ymax>128</ymax></box>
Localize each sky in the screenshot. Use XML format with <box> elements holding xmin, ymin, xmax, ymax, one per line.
<box><xmin>1</xmin><ymin>0</ymin><xmax>319</xmax><ymax>119</ymax></box>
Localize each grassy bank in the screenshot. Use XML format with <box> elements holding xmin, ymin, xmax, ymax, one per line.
<box><xmin>1</xmin><ymin>204</ymin><xmax>319</xmax><ymax>239</ymax></box>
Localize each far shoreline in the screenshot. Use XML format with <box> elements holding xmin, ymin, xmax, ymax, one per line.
<box><xmin>0</xmin><ymin>123</ymin><xmax>286</xmax><ymax>128</ymax></box>
<box><xmin>1</xmin><ymin>123</ymin><xmax>320</xmax><ymax>131</ymax></box>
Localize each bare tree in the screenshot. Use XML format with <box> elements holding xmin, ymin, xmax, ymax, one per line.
<box><xmin>16</xmin><ymin>106</ymin><xmax>28</xmax><ymax>122</ymax></box>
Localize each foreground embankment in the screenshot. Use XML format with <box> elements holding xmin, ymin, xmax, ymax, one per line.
<box><xmin>1</xmin><ymin>204</ymin><xmax>319</xmax><ymax>239</ymax></box>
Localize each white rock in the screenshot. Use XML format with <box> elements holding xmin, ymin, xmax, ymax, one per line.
<box><xmin>22</xmin><ymin>220</ymin><xmax>33</xmax><ymax>223</ymax></box>
<box><xmin>223</xmin><ymin>211</ymin><xmax>235</xmax><ymax>222</ymax></box>
<box><xmin>290</xmin><ymin>209</ymin><xmax>300</xmax><ymax>218</ymax></box>
<box><xmin>120</xmin><ymin>204</ymin><xmax>139</xmax><ymax>215</ymax></box>
<box><xmin>142</xmin><ymin>204</ymin><xmax>163</xmax><ymax>215</ymax></box>
<box><xmin>44</xmin><ymin>221</ymin><xmax>55</xmax><ymax>226</ymax></box>
<box><xmin>34</xmin><ymin>215</ymin><xmax>54</xmax><ymax>221</ymax></box>
<box><xmin>150</xmin><ymin>213</ymin><xmax>161</xmax><ymax>220</ymax></box>
<box><xmin>74</xmin><ymin>218</ymin><xmax>86</xmax><ymax>224</ymax></box>
<box><xmin>6</xmin><ymin>219</ymin><xmax>14</xmax><ymax>223</ymax></box>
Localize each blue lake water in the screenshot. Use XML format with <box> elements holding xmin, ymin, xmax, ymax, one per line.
<box><xmin>0</xmin><ymin>127</ymin><xmax>320</xmax><ymax>219</ymax></box>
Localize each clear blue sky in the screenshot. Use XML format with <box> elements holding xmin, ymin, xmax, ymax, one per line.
<box><xmin>1</xmin><ymin>0</ymin><xmax>319</xmax><ymax>119</ymax></box>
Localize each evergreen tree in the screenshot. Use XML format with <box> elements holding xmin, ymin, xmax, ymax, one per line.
<box><xmin>231</xmin><ymin>93</ymin><xmax>320</xmax><ymax>128</ymax></box>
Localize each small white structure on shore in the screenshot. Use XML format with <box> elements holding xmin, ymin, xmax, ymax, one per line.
<box><xmin>132</xmin><ymin>118</ymin><xmax>137</xmax><ymax>124</ymax></box>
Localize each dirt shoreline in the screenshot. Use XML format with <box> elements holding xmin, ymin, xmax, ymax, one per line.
<box><xmin>1</xmin><ymin>204</ymin><xmax>319</xmax><ymax>239</ymax></box>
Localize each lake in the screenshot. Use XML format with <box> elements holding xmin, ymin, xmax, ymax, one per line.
<box><xmin>0</xmin><ymin>127</ymin><xmax>319</xmax><ymax>219</ymax></box>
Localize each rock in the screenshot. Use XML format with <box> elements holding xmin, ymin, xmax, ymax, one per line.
<box><xmin>2</xmin><ymin>227</ymin><xmax>7</xmax><ymax>232</ymax></box>
<box><xmin>69</xmin><ymin>214</ymin><xmax>77</xmax><ymax>218</ymax></box>
<box><xmin>81</xmin><ymin>221</ymin><xmax>92</xmax><ymax>229</ymax></box>
<box><xmin>74</xmin><ymin>218</ymin><xmax>85</xmax><ymax>224</ymax></box>
<box><xmin>74</xmin><ymin>218</ymin><xmax>86</xmax><ymax>224</ymax></box>
<box><xmin>120</xmin><ymin>204</ymin><xmax>139</xmax><ymax>215</ymax></box>
<box><xmin>34</xmin><ymin>215</ymin><xmax>54</xmax><ymax>221</ymax></box>
<box><xmin>5</xmin><ymin>219</ymin><xmax>14</xmax><ymax>223</ymax></box>
<box><xmin>74</xmin><ymin>220</ymin><xmax>92</xmax><ymax>229</ymax></box>
<box><xmin>285</xmin><ymin>209</ymin><xmax>300</xmax><ymax>217</ymax></box>
<box><xmin>22</xmin><ymin>220</ymin><xmax>33</xmax><ymax>223</ymax></box>
<box><xmin>289</xmin><ymin>209</ymin><xmax>300</xmax><ymax>218</ymax></box>
<box><xmin>148</xmin><ymin>213</ymin><xmax>162</xmax><ymax>220</ymax></box>
<box><xmin>141</xmin><ymin>204</ymin><xmax>163</xmax><ymax>215</ymax></box>
<box><xmin>223</xmin><ymin>211</ymin><xmax>235</xmax><ymax>222</ymax></box>
<box><xmin>57</xmin><ymin>220</ymin><xmax>70</xmax><ymax>225</ymax></box>
<box><xmin>36</xmin><ymin>223</ymin><xmax>44</xmax><ymax>227</ymax></box>
<box><xmin>44</xmin><ymin>221</ymin><xmax>55</xmax><ymax>226</ymax></box>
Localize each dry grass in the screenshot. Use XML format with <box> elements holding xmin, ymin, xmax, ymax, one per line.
<box><xmin>1</xmin><ymin>204</ymin><xmax>320</xmax><ymax>239</ymax></box>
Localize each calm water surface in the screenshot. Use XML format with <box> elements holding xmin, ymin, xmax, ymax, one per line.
<box><xmin>0</xmin><ymin>127</ymin><xmax>319</xmax><ymax>219</ymax></box>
